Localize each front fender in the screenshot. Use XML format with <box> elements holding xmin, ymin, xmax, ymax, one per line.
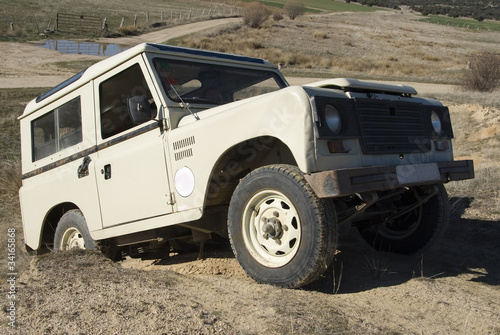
<box><xmin>167</xmin><ymin>86</ymin><xmax>317</xmax><ymax>211</ymax></box>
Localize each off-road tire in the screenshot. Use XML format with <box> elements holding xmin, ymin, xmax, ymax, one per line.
<box><xmin>54</xmin><ymin>209</ymin><xmax>96</xmax><ymax>251</ymax></box>
<box><xmin>228</xmin><ymin>164</ymin><xmax>338</xmax><ymax>288</ymax></box>
<box><xmin>356</xmin><ymin>184</ymin><xmax>450</xmax><ymax>254</ymax></box>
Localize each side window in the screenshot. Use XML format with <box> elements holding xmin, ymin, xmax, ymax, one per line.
<box><xmin>99</xmin><ymin>64</ymin><xmax>154</xmax><ymax>139</ymax></box>
<box><xmin>31</xmin><ymin>97</ymin><xmax>82</xmax><ymax>161</ymax></box>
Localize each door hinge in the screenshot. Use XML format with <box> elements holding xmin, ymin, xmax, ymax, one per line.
<box><xmin>162</xmin><ymin>117</ymin><xmax>170</xmax><ymax>131</ymax></box>
<box><xmin>167</xmin><ymin>192</ymin><xmax>176</xmax><ymax>205</ymax></box>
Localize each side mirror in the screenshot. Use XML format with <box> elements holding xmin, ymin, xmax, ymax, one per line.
<box><xmin>127</xmin><ymin>96</ymin><xmax>156</xmax><ymax>125</ymax></box>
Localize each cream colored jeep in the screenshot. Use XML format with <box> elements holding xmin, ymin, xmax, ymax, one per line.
<box><xmin>19</xmin><ymin>43</ymin><xmax>474</xmax><ymax>288</ymax></box>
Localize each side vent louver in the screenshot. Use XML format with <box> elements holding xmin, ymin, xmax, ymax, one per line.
<box><xmin>173</xmin><ymin>136</ymin><xmax>195</xmax><ymax>161</ymax></box>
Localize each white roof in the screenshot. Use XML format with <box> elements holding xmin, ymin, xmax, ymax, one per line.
<box><xmin>20</xmin><ymin>43</ymin><xmax>276</xmax><ymax>118</ymax></box>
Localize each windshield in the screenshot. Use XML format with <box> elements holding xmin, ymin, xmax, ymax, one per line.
<box><xmin>153</xmin><ymin>58</ymin><xmax>286</xmax><ymax>105</ymax></box>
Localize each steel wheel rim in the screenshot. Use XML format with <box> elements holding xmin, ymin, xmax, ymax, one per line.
<box><xmin>378</xmin><ymin>189</ymin><xmax>423</xmax><ymax>240</ymax></box>
<box><xmin>241</xmin><ymin>189</ymin><xmax>301</xmax><ymax>268</ymax></box>
<box><xmin>378</xmin><ymin>213</ymin><xmax>421</xmax><ymax>240</ymax></box>
<box><xmin>60</xmin><ymin>227</ymin><xmax>86</xmax><ymax>250</ymax></box>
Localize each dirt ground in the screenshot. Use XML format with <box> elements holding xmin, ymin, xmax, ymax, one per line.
<box><xmin>1</xmin><ymin>13</ymin><xmax>499</xmax><ymax>335</ymax></box>
<box><xmin>5</xmin><ymin>204</ymin><xmax>500</xmax><ymax>334</ymax></box>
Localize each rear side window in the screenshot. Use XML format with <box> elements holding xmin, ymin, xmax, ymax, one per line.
<box><xmin>31</xmin><ymin>97</ymin><xmax>82</xmax><ymax>161</ymax></box>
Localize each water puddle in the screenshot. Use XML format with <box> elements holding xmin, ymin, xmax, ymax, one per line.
<box><xmin>39</xmin><ymin>40</ymin><xmax>128</xmax><ymax>56</ymax></box>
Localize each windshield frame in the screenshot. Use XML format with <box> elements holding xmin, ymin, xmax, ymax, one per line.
<box><xmin>152</xmin><ymin>57</ymin><xmax>288</xmax><ymax>105</ymax></box>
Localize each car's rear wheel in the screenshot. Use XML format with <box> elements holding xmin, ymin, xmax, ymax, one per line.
<box><xmin>54</xmin><ymin>210</ymin><xmax>96</xmax><ymax>251</ymax></box>
<box><xmin>228</xmin><ymin>164</ymin><xmax>337</xmax><ymax>288</ymax></box>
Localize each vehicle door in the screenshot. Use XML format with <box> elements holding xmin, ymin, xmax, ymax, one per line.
<box><xmin>93</xmin><ymin>57</ymin><xmax>173</xmax><ymax>228</ymax></box>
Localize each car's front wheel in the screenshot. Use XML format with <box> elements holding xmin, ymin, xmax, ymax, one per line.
<box><xmin>356</xmin><ymin>184</ymin><xmax>450</xmax><ymax>254</ymax></box>
<box><xmin>228</xmin><ymin>164</ymin><xmax>338</xmax><ymax>288</ymax></box>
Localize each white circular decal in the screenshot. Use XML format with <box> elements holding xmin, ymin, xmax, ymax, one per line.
<box><xmin>175</xmin><ymin>166</ymin><xmax>195</xmax><ymax>197</ymax></box>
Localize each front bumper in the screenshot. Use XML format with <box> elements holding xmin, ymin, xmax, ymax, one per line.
<box><xmin>305</xmin><ymin>160</ymin><xmax>474</xmax><ymax>198</ymax></box>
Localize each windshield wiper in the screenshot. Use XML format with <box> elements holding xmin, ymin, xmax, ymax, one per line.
<box><xmin>168</xmin><ymin>83</ymin><xmax>200</xmax><ymax>121</ymax></box>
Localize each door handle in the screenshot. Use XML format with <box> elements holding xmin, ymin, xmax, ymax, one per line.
<box><xmin>77</xmin><ymin>156</ymin><xmax>91</xmax><ymax>178</ymax></box>
<box><xmin>101</xmin><ymin>164</ymin><xmax>111</xmax><ymax>180</ymax></box>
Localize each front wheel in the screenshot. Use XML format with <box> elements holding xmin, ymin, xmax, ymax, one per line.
<box><xmin>228</xmin><ymin>165</ymin><xmax>337</xmax><ymax>288</ymax></box>
<box><xmin>54</xmin><ymin>210</ymin><xmax>96</xmax><ymax>251</ymax></box>
<box><xmin>356</xmin><ymin>184</ymin><xmax>450</xmax><ymax>254</ymax></box>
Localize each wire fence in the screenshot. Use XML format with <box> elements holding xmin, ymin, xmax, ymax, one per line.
<box><xmin>56</xmin><ymin>13</ymin><xmax>102</xmax><ymax>34</ymax></box>
<box><xmin>51</xmin><ymin>8</ymin><xmax>241</xmax><ymax>35</ymax></box>
<box><xmin>3</xmin><ymin>4</ymin><xmax>241</xmax><ymax>37</ymax></box>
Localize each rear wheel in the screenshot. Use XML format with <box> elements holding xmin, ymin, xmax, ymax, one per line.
<box><xmin>54</xmin><ymin>210</ymin><xmax>96</xmax><ymax>251</ymax></box>
<box><xmin>228</xmin><ymin>165</ymin><xmax>337</xmax><ymax>288</ymax></box>
<box><xmin>356</xmin><ymin>184</ymin><xmax>450</xmax><ymax>254</ymax></box>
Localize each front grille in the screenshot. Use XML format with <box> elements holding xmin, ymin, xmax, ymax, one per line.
<box><xmin>355</xmin><ymin>98</ymin><xmax>431</xmax><ymax>154</ymax></box>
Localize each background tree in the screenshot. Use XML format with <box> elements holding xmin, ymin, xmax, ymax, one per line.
<box><xmin>284</xmin><ymin>0</ymin><xmax>306</xmax><ymax>20</ymax></box>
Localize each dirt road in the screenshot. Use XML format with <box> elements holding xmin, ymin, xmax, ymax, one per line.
<box><xmin>0</xmin><ymin>18</ymin><xmax>241</xmax><ymax>89</ymax></box>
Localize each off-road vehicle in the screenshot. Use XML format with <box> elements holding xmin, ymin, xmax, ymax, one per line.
<box><xmin>19</xmin><ymin>43</ymin><xmax>474</xmax><ymax>288</ymax></box>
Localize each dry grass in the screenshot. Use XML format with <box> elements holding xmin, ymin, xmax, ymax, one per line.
<box><xmin>0</xmin><ymin>88</ymin><xmax>41</xmax><ymax>278</ymax></box>
<box><xmin>174</xmin><ymin>10</ymin><xmax>499</xmax><ymax>84</ymax></box>
<box><xmin>312</xmin><ymin>30</ymin><xmax>327</xmax><ymax>39</ymax></box>
<box><xmin>1</xmin><ymin>27</ymin><xmax>26</xmax><ymax>38</ymax></box>
<box><xmin>114</xmin><ymin>25</ymin><xmax>140</xmax><ymax>36</ymax></box>
<box><xmin>443</xmin><ymin>100</ymin><xmax>500</xmax><ymax>219</ymax></box>
<box><xmin>0</xmin><ymin>161</ymin><xmax>21</xmax><ymax>206</ymax></box>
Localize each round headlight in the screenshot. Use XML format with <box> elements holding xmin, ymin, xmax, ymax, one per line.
<box><xmin>325</xmin><ymin>104</ymin><xmax>342</xmax><ymax>135</ymax></box>
<box><xmin>431</xmin><ymin>111</ymin><xmax>443</xmax><ymax>136</ymax></box>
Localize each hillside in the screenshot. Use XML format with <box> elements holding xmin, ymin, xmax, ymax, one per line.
<box><xmin>346</xmin><ymin>0</ymin><xmax>500</xmax><ymax>20</ymax></box>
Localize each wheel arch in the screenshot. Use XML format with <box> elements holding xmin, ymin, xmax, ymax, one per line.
<box><xmin>38</xmin><ymin>202</ymin><xmax>80</xmax><ymax>252</ymax></box>
<box><xmin>204</xmin><ymin>135</ymin><xmax>297</xmax><ymax>208</ymax></box>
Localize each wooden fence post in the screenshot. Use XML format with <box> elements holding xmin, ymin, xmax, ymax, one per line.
<box><xmin>120</xmin><ymin>17</ymin><xmax>125</xmax><ymax>27</ymax></box>
<box><xmin>33</xmin><ymin>16</ymin><xmax>40</xmax><ymax>33</ymax></box>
